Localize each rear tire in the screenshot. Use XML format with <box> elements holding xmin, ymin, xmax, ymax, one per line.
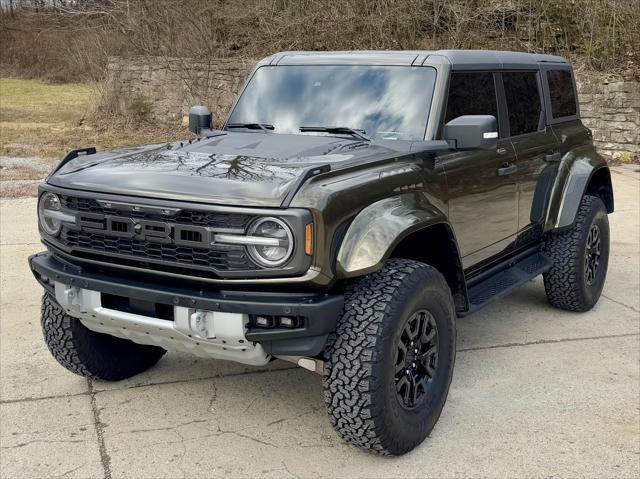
<box><xmin>543</xmin><ymin>195</ymin><xmax>610</xmax><ymax>311</ymax></box>
<box><xmin>41</xmin><ymin>294</ymin><xmax>166</xmax><ymax>381</ymax></box>
<box><xmin>323</xmin><ymin>259</ymin><xmax>456</xmax><ymax>455</ymax></box>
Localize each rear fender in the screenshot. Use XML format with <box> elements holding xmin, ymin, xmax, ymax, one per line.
<box><xmin>546</xmin><ymin>145</ymin><xmax>613</xmax><ymax>231</ymax></box>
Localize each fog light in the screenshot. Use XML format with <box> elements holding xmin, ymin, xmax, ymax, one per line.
<box><xmin>255</xmin><ymin>315</ymin><xmax>275</xmax><ymax>328</ymax></box>
<box><xmin>279</xmin><ymin>316</ymin><xmax>297</xmax><ymax>328</ymax></box>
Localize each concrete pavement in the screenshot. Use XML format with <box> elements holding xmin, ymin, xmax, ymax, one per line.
<box><xmin>1</xmin><ymin>166</ymin><xmax>638</xmax><ymax>478</ymax></box>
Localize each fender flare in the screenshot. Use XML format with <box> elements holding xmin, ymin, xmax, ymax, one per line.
<box><xmin>336</xmin><ymin>193</ymin><xmax>455</xmax><ymax>277</ymax></box>
<box><xmin>548</xmin><ymin>150</ymin><xmax>612</xmax><ymax>230</ymax></box>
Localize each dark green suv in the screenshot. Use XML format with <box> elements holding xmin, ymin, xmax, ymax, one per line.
<box><xmin>30</xmin><ymin>50</ymin><xmax>613</xmax><ymax>455</ymax></box>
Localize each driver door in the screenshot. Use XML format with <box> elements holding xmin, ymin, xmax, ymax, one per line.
<box><xmin>438</xmin><ymin>71</ymin><xmax>518</xmax><ymax>268</ymax></box>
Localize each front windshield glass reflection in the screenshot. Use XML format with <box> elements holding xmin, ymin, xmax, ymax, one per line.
<box><xmin>227</xmin><ymin>65</ymin><xmax>436</xmax><ymax>141</ymax></box>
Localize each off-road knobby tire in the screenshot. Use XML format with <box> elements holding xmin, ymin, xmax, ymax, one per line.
<box><xmin>323</xmin><ymin>259</ymin><xmax>456</xmax><ymax>455</ymax></box>
<box><xmin>41</xmin><ymin>294</ymin><xmax>166</xmax><ymax>381</ymax></box>
<box><xmin>543</xmin><ymin>195</ymin><xmax>610</xmax><ymax>312</ymax></box>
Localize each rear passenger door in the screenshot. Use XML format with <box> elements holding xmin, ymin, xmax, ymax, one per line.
<box><xmin>499</xmin><ymin>71</ymin><xmax>560</xmax><ymax>242</ymax></box>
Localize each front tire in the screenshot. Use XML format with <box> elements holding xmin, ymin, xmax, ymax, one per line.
<box><xmin>543</xmin><ymin>195</ymin><xmax>610</xmax><ymax>311</ymax></box>
<box><xmin>41</xmin><ymin>294</ymin><xmax>166</xmax><ymax>381</ymax></box>
<box><xmin>323</xmin><ymin>259</ymin><xmax>456</xmax><ymax>455</ymax></box>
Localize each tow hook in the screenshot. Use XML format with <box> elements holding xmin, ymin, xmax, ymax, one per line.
<box><xmin>59</xmin><ymin>285</ymin><xmax>85</xmax><ymax>312</ymax></box>
<box><xmin>189</xmin><ymin>310</ymin><xmax>212</xmax><ymax>338</ymax></box>
<box><xmin>175</xmin><ymin>308</ymin><xmax>249</xmax><ymax>347</ymax></box>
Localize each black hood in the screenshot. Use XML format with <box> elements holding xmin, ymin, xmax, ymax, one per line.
<box><xmin>48</xmin><ymin>132</ymin><xmax>405</xmax><ymax>207</ymax></box>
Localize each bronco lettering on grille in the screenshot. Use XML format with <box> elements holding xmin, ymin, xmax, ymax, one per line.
<box><xmin>76</xmin><ymin>213</ymin><xmax>211</xmax><ymax>248</ymax></box>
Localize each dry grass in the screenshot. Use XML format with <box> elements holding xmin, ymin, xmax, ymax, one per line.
<box><xmin>0</xmin><ymin>77</ymin><xmax>188</xmax><ymax>196</ymax></box>
<box><xmin>0</xmin><ymin>77</ymin><xmax>187</xmax><ymax>160</ymax></box>
<box><xmin>0</xmin><ymin>77</ymin><xmax>95</xmax><ymax>122</ymax></box>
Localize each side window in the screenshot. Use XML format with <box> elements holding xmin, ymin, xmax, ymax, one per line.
<box><xmin>547</xmin><ymin>69</ymin><xmax>577</xmax><ymax>118</ymax></box>
<box><xmin>502</xmin><ymin>72</ymin><xmax>541</xmax><ymax>136</ymax></box>
<box><xmin>445</xmin><ymin>72</ymin><xmax>499</xmax><ymax>134</ymax></box>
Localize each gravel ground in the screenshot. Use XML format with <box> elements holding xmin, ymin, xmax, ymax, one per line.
<box><xmin>0</xmin><ymin>156</ymin><xmax>54</xmax><ymax>197</ymax></box>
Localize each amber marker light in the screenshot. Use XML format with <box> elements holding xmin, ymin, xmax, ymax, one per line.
<box><xmin>305</xmin><ymin>223</ymin><xmax>313</xmax><ymax>255</ymax></box>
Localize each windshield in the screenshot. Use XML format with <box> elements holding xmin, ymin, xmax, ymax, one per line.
<box><xmin>227</xmin><ymin>65</ymin><xmax>436</xmax><ymax>141</ymax></box>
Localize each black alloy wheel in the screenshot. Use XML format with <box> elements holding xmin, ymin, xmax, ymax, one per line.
<box><xmin>584</xmin><ymin>224</ymin><xmax>601</xmax><ymax>286</ymax></box>
<box><xmin>394</xmin><ymin>310</ymin><xmax>439</xmax><ymax>409</ymax></box>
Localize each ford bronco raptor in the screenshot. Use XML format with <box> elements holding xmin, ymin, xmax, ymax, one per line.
<box><xmin>30</xmin><ymin>50</ymin><xmax>613</xmax><ymax>455</ymax></box>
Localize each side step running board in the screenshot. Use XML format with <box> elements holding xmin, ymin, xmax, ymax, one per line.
<box><xmin>460</xmin><ymin>251</ymin><xmax>552</xmax><ymax>316</ymax></box>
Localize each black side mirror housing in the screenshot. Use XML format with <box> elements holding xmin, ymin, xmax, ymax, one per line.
<box><xmin>444</xmin><ymin>115</ymin><xmax>498</xmax><ymax>150</ymax></box>
<box><xmin>188</xmin><ymin>105</ymin><xmax>212</xmax><ymax>135</ymax></box>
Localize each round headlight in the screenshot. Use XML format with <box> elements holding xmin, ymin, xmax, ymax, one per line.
<box><xmin>38</xmin><ymin>192</ymin><xmax>62</xmax><ymax>236</ymax></box>
<box><xmin>247</xmin><ymin>217</ymin><xmax>294</xmax><ymax>268</ymax></box>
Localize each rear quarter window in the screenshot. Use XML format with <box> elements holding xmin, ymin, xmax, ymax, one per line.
<box><xmin>547</xmin><ymin>69</ymin><xmax>577</xmax><ymax>118</ymax></box>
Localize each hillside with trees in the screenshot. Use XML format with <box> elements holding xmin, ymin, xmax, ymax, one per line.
<box><xmin>1</xmin><ymin>0</ymin><xmax>638</xmax><ymax>83</ymax></box>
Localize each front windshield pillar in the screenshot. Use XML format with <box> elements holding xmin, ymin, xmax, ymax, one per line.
<box><xmin>421</xmin><ymin>56</ymin><xmax>451</xmax><ymax>141</ymax></box>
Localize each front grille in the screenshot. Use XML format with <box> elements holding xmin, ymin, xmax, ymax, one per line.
<box><xmin>57</xmin><ymin>195</ymin><xmax>256</xmax><ymax>273</ymax></box>
<box><xmin>60</xmin><ymin>229</ymin><xmax>252</xmax><ymax>270</ymax></box>
<box><xmin>61</xmin><ymin>195</ymin><xmax>251</xmax><ymax>229</ymax></box>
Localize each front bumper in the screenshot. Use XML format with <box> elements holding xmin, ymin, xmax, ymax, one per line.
<box><xmin>29</xmin><ymin>252</ymin><xmax>343</xmax><ymax>362</ymax></box>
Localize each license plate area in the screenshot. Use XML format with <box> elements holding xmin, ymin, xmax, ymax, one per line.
<box><xmin>101</xmin><ymin>293</ymin><xmax>174</xmax><ymax>321</ymax></box>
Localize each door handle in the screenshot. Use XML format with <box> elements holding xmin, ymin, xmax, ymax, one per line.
<box><xmin>545</xmin><ymin>151</ymin><xmax>561</xmax><ymax>162</ymax></box>
<box><xmin>498</xmin><ymin>163</ymin><xmax>518</xmax><ymax>176</ymax></box>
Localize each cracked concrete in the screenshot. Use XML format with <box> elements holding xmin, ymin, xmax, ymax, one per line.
<box><xmin>0</xmin><ymin>165</ymin><xmax>638</xmax><ymax>478</ymax></box>
<box><xmin>88</xmin><ymin>379</ymin><xmax>113</xmax><ymax>479</ymax></box>
<box><xmin>0</xmin><ymin>396</ymin><xmax>103</xmax><ymax>478</ymax></box>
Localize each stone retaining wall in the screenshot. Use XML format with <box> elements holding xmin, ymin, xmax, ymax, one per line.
<box><xmin>105</xmin><ymin>56</ymin><xmax>639</xmax><ymax>158</ymax></box>
<box><xmin>576</xmin><ymin>78</ymin><xmax>639</xmax><ymax>158</ymax></box>
<box><xmin>104</xmin><ymin>57</ymin><xmax>256</xmax><ymax>125</ymax></box>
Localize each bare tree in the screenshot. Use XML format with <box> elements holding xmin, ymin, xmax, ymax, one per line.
<box><xmin>1</xmin><ymin>0</ymin><xmax>638</xmax><ymax>83</ymax></box>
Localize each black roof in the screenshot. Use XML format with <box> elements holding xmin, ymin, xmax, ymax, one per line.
<box><xmin>263</xmin><ymin>49</ymin><xmax>569</xmax><ymax>70</ymax></box>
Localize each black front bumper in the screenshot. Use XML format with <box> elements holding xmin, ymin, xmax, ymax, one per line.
<box><xmin>29</xmin><ymin>252</ymin><xmax>343</xmax><ymax>357</ymax></box>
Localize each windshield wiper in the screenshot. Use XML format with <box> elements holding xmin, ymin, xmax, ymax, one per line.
<box><xmin>299</xmin><ymin>126</ymin><xmax>371</xmax><ymax>142</ymax></box>
<box><xmin>226</xmin><ymin>123</ymin><xmax>274</xmax><ymax>133</ymax></box>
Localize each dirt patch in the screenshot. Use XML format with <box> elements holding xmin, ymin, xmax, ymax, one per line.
<box><xmin>0</xmin><ymin>156</ymin><xmax>54</xmax><ymax>180</ymax></box>
<box><xmin>0</xmin><ymin>156</ymin><xmax>54</xmax><ymax>197</ymax></box>
<box><xmin>0</xmin><ymin>179</ymin><xmax>40</xmax><ymax>198</ymax></box>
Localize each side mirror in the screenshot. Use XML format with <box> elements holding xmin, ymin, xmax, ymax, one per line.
<box><xmin>188</xmin><ymin>105</ymin><xmax>212</xmax><ymax>135</ymax></box>
<box><xmin>444</xmin><ymin>115</ymin><xmax>498</xmax><ymax>150</ymax></box>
